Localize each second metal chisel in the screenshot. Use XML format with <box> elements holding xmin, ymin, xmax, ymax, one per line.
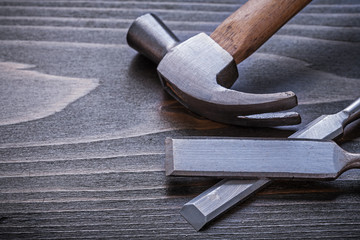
<box><xmin>176</xmin><ymin>97</ymin><xmax>360</xmax><ymax>231</ymax></box>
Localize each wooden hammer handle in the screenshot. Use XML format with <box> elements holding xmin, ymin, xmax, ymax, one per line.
<box><xmin>211</xmin><ymin>0</ymin><xmax>311</xmax><ymax>64</ymax></box>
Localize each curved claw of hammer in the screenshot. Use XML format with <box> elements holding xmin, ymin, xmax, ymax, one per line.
<box><xmin>127</xmin><ymin>13</ymin><xmax>300</xmax><ymax>127</ymax></box>
<box><xmin>161</xmin><ymin>69</ymin><xmax>298</xmax><ymax>126</ymax></box>
<box><xmin>204</xmin><ymin>88</ymin><xmax>299</xmax><ymax>126</ymax></box>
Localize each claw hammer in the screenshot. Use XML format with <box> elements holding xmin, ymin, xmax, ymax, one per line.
<box><xmin>127</xmin><ymin>0</ymin><xmax>312</xmax><ymax>126</ymax></box>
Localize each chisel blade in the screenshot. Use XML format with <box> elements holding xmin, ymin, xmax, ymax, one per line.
<box><xmin>290</xmin><ymin>112</ymin><xmax>347</xmax><ymax>140</ymax></box>
<box><xmin>166</xmin><ymin>138</ymin><xmax>355</xmax><ymax>180</ymax></box>
<box><xmin>291</xmin><ymin>98</ymin><xmax>360</xmax><ymax>139</ymax></box>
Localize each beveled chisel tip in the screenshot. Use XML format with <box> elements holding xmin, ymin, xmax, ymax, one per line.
<box><xmin>180</xmin><ymin>203</ymin><xmax>207</xmax><ymax>231</ymax></box>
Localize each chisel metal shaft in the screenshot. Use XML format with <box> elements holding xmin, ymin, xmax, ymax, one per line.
<box><xmin>178</xmin><ymin>97</ymin><xmax>360</xmax><ymax>231</ymax></box>
<box><xmin>167</xmin><ymin>138</ymin><xmax>360</xmax><ymax>179</ymax></box>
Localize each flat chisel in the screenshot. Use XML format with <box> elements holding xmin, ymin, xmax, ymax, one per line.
<box><xmin>166</xmin><ymin>138</ymin><xmax>360</xmax><ymax>179</ymax></box>
<box><xmin>175</xmin><ymin>97</ymin><xmax>360</xmax><ymax>230</ymax></box>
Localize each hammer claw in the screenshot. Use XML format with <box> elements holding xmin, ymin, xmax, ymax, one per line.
<box><xmin>209</xmin><ymin>87</ymin><xmax>297</xmax><ymax>114</ymax></box>
<box><xmin>162</xmin><ymin>78</ymin><xmax>300</xmax><ymax>126</ymax></box>
<box><xmin>212</xmin><ymin>89</ymin><xmax>300</xmax><ymax>126</ymax></box>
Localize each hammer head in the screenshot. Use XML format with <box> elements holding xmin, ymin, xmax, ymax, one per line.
<box><xmin>158</xmin><ymin>33</ymin><xmax>297</xmax><ymax>125</ymax></box>
<box><xmin>127</xmin><ymin>13</ymin><xmax>300</xmax><ymax>127</ymax></box>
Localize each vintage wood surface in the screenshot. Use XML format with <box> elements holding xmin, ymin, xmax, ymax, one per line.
<box><xmin>0</xmin><ymin>0</ymin><xmax>359</xmax><ymax>239</ymax></box>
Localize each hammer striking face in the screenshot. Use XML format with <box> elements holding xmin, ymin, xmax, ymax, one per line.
<box><xmin>127</xmin><ymin>0</ymin><xmax>312</xmax><ymax>126</ymax></box>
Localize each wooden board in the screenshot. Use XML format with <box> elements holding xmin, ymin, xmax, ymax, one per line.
<box><xmin>0</xmin><ymin>0</ymin><xmax>359</xmax><ymax>238</ymax></box>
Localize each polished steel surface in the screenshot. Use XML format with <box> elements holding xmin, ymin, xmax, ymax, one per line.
<box><xmin>180</xmin><ymin>179</ymin><xmax>271</xmax><ymax>231</ymax></box>
<box><xmin>127</xmin><ymin>13</ymin><xmax>179</xmax><ymax>64</ymax></box>
<box><xmin>166</xmin><ymin>138</ymin><xmax>359</xmax><ymax>179</ymax></box>
<box><xmin>158</xmin><ymin>33</ymin><xmax>298</xmax><ymax>125</ymax></box>
<box><xmin>290</xmin><ymin>97</ymin><xmax>360</xmax><ymax>139</ymax></box>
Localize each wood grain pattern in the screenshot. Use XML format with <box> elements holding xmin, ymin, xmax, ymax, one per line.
<box><xmin>211</xmin><ymin>0</ymin><xmax>312</xmax><ymax>63</ymax></box>
<box><xmin>0</xmin><ymin>0</ymin><xmax>359</xmax><ymax>239</ymax></box>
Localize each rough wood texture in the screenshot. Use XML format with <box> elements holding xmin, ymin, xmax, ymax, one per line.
<box><xmin>0</xmin><ymin>0</ymin><xmax>359</xmax><ymax>239</ymax></box>
<box><xmin>211</xmin><ymin>0</ymin><xmax>312</xmax><ymax>63</ymax></box>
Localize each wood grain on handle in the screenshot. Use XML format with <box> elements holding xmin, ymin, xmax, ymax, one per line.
<box><xmin>211</xmin><ymin>0</ymin><xmax>312</xmax><ymax>64</ymax></box>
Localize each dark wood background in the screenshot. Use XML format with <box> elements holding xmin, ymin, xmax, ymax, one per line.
<box><xmin>0</xmin><ymin>0</ymin><xmax>359</xmax><ymax>239</ymax></box>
